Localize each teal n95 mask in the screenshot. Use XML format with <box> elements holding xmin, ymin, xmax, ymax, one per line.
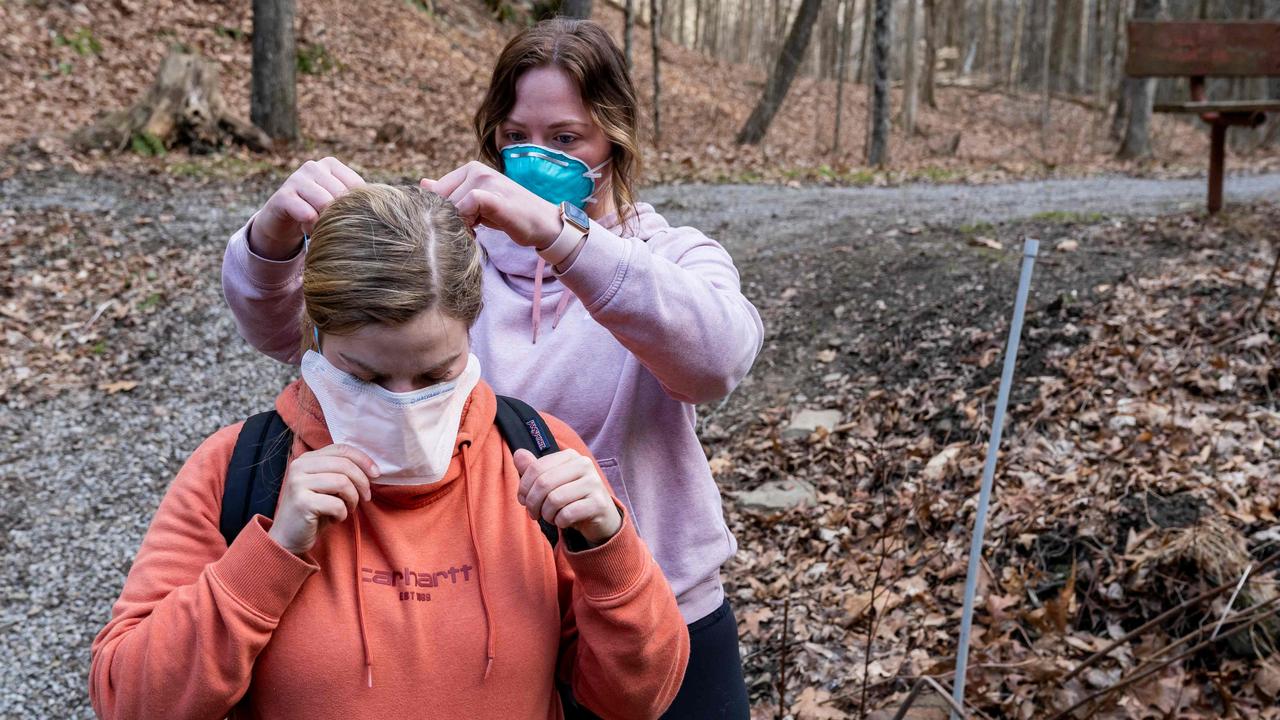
<box><xmin>501</xmin><ymin>143</ymin><xmax>609</xmax><ymax>209</ymax></box>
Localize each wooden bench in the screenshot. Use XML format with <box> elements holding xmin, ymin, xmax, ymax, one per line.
<box><xmin>1126</xmin><ymin>21</ymin><xmax>1280</xmax><ymax>213</ymax></box>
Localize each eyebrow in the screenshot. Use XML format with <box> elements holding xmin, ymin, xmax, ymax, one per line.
<box><xmin>338</xmin><ymin>351</ymin><xmax>462</xmax><ymax>377</ymax></box>
<box><xmin>504</xmin><ymin>118</ymin><xmax>590</xmax><ymax>131</ymax></box>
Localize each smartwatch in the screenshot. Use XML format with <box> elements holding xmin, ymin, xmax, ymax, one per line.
<box><xmin>539</xmin><ymin>201</ymin><xmax>590</xmax><ymax>267</ymax></box>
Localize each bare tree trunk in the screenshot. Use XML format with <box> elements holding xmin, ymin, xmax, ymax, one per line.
<box><xmin>652</xmin><ymin>0</ymin><xmax>663</xmax><ymax>143</ymax></box>
<box><xmin>1076</xmin><ymin>0</ymin><xmax>1090</xmax><ymax>94</ymax></box>
<box><xmin>709</xmin><ymin>0</ymin><xmax>721</xmax><ymax>56</ymax></box>
<box><xmin>1096</xmin><ymin>0</ymin><xmax>1110</xmax><ymax>107</ymax></box>
<box><xmin>866</xmin><ymin>0</ymin><xmax>891</xmax><ymax>165</ymax></box>
<box><xmin>251</xmin><ymin>0</ymin><xmax>298</xmax><ymax>142</ymax></box>
<box><xmin>694</xmin><ymin>0</ymin><xmax>703</xmax><ymax>50</ymax></box>
<box><xmin>923</xmin><ymin>0</ymin><xmax>937</xmax><ymax>107</ymax></box>
<box><xmin>834</xmin><ymin>0</ymin><xmax>854</xmax><ymax>152</ymax></box>
<box><xmin>736</xmin><ymin>0</ymin><xmax>824</xmax><ymax>144</ymax></box>
<box><xmin>624</xmin><ymin>0</ymin><xmax>635</xmax><ymax>70</ymax></box>
<box><xmin>770</xmin><ymin>0</ymin><xmax>782</xmax><ymax>61</ymax></box>
<box><xmin>561</xmin><ymin>0</ymin><xmax>593</xmax><ymax>18</ymax></box>
<box><xmin>1109</xmin><ymin>0</ymin><xmax>1129</xmax><ymax>140</ymax></box>
<box><xmin>902</xmin><ymin>0</ymin><xmax>921</xmax><ymax>134</ymax></box>
<box><xmin>983</xmin><ymin>0</ymin><xmax>997</xmax><ymax>83</ymax></box>
<box><xmin>858</xmin><ymin>0</ymin><xmax>874</xmax><ymax>81</ymax></box>
<box><xmin>1117</xmin><ymin>0</ymin><xmax>1163</xmax><ymax>158</ymax></box>
<box><xmin>1008</xmin><ymin>0</ymin><xmax>1026</xmax><ymax>88</ymax></box>
<box><xmin>1042</xmin><ymin>0</ymin><xmax>1056</xmax><ymax>134</ymax></box>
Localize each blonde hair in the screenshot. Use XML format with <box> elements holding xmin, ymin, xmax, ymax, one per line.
<box><xmin>301</xmin><ymin>184</ymin><xmax>483</xmax><ymax>347</ymax></box>
<box><xmin>474</xmin><ymin>18</ymin><xmax>641</xmax><ymax>226</ymax></box>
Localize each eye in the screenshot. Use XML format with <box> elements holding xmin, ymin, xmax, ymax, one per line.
<box><xmin>505</xmin><ymin>131</ymin><xmax>526</xmax><ymax>143</ymax></box>
<box><xmin>554</xmin><ymin>134</ymin><xmax>578</xmax><ymax>145</ymax></box>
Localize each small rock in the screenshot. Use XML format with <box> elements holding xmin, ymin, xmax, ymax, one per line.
<box><xmin>1057</xmin><ymin>238</ymin><xmax>1079</xmax><ymax>252</ymax></box>
<box><xmin>732</xmin><ymin>478</ymin><xmax>818</xmax><ymax>512</ymax></box>
<box><xmin>783</xmin><ymin>408</ymin><xmax>842</xmax><ymax>439</ymax></box>
<box><xmin>1108</xmin><ymin>414</ymin><xmax>1136</xmax><ymax>430</ymax></box>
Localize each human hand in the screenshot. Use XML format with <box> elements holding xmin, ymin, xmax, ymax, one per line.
<box><xmin>421</xmin><ymin>161</ymin><xmax>562</xmax><ymax>250</ymax></box>
<box><xmin>267</xmin><ymin>444</ymin><xmax>379</xmax><ymax>556</ymax></box>
<box><xmin>514</xmin><ymin>448</ymin><xmax>622</xmax><ymax>546</ymax></box>
<box><xmin>249</xmin><ymin>157</ymin><xmax>365</xmax><ymax>260</ymax></box>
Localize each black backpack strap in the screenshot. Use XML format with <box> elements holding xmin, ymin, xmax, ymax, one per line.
<box><xmin>494</xmin><ymin>395</ymin><xmax>562</xmax><ymax>549</ymax></box>
<box><xmin>220</xmin><ymin>410</ymin><xmax>293</xmax><ymax>547</ymax></box>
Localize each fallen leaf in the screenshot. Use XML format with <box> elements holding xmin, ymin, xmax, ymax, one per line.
<box><xmin>98</xmin><ymin>380</ymin><xmax>139</xmax><ymax>394</ymax></box>
<box><xmin>922</xmin><ymin>445</ymin><xmax>963</xmax><ymax>482</ymax></box>
<box><xmin>793</xmin><ymin>686</ymin><xmax>848</xmax><ymax>719</ymax></box>
<box><xmin>1257</xmin><ymin>662</ymin><xmax>1280</xmax><ymax>700</ymax></box>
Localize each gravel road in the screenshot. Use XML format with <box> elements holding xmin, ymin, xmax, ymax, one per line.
<box><xmin>2</xmin><ymin>168</ymin><xmax>1277</xmax><ymax>718</ymax></box>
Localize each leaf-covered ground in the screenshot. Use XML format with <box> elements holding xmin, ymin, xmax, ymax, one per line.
<box><xmin>714</xmin><ymin>205</ymin><xmax>1280</xmax><ymax>718</ymax></box>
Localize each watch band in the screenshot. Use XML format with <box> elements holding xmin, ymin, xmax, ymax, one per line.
<box><xmin>539</xmin><ymin>203</ymin><xmax>589</xmax><ymax>266</ymax></box>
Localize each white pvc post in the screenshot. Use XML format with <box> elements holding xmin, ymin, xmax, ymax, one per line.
<box><xmin>950</xmin><ymin>237</ymin><xmax>1039</xmax><ymax>719</ymax></box>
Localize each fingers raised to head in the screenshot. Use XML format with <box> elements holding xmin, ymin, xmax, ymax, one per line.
<box><xmin>294</xmin><ymin>181</ymin><xmax>336</xmax><ymax>215</ymax></box>
<box><xmin>276</xmin><ymin>193</ymin><xmax>320</xmax><ymax>228</ymax></box>
<box><xmin>318</xmin><ymin>157</ymin><xmax>364</xmax><ymax>189</ymax></box>
<box><xmin>431</xmin><ymin>162</ymin><xmax>485</xmax><ymax>198</ymax></box>
<box><xmin>452</xmin><ymin>188</ymin><xmax>502</xmax><ymax>228</ymax></box>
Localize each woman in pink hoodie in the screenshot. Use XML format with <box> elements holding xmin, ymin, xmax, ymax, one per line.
<box><xmin>222</xmin><ymin>19</ymin><xmax>762</xmax><ymax>717</ymax></box>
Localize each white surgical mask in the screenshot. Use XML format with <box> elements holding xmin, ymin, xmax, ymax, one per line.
<box><xmin>301</xmin><ymin>350</ymin><xmax>482</xmax><ymax>485</ymax></box>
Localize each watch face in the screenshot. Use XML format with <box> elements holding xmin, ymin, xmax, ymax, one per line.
<box><xmin>562</xmin><ymin>201</ymin><xmax>590</xmax><ymax>230</ymax></box>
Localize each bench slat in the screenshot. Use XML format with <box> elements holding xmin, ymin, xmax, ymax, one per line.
<box><xmin>1127</xmin><ymin>21</ymin><xmax>1280</xmax><ymax>77</ymax></box>
<box><xmin>1153</xmin><ymin>100</ymin><xmax>1280</xmax><ymax>113</ymax></box>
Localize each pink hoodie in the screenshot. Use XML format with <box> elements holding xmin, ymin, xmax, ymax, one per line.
<box><xmin>222</xmin><ymin>202</ymin><xmax>764</xmax><ymax>623</ymax></box>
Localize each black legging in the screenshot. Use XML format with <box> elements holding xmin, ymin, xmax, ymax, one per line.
<box><xmin>563</xmin><ymin>598</ymin><xmax>751</xmax><ymax>719</ymax></box>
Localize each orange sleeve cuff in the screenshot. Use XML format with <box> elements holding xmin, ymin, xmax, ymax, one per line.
<box><xmin>562</xmin><ymin>506</ymin><xmax>651</xmax><ymax>604</ymax></box>
<box><xmin>210</xmin><ymin>515</ymin><xmax>319</xmax><ymax>619</ymax></box>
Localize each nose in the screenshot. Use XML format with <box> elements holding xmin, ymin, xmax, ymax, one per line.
<box><xmin>380</xmin><ymin>378</ymin><xmax>424</xmax><ymax>394</ymax></box>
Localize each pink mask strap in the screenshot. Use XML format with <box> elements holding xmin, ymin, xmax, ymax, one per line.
<box><xmin>552</xmin><ymin>291</ymin><xmax>571</xmax><ymax>330</ymax></box>
<box><xmin>532</xmin><ymin>257</ymin><xmax>546</xmax><ymax>344</ymax></box>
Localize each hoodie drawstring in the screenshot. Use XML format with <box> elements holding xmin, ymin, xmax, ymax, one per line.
<box><xmin>531</xmin><ymin>258</ymin><xmax>573</xmax><ymax>344</ymax></box>
<box><xmin>460</xmin><ymin>443</ymin><xmax>497</xmax><ymax>679</ymax></box>
<box><xmin>352</xmin><ymin>509</ymin><xmax>374</xmax><ymax>688</ymax></box>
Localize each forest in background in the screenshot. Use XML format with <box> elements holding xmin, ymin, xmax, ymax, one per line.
<box><xmin>3</xmin><ymin>0</ymin><xmax>1279</xmax><ymax>185</ymax></box>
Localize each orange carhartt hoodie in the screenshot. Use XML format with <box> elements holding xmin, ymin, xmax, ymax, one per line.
<box><xmin>89</xmin><ymin>378</ymin><xmax>689</xmax><ymax>719</ymax></box>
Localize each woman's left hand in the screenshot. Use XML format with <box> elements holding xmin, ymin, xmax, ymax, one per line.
<box><xmin>421</xmin><ymin>162</ymin><xmax>562</xmax><ymax>250</ymax></box>
<box><xmin>514</xmin><ymin>448</ymin><xmax>623</xmax><ymax>546</ymax></box>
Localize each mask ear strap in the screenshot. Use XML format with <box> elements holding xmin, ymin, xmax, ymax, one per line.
<box><xmin>313</xmin><ymin>325</ymin><xmax>322</xmax><ymax>350</ymax></box>
<box><xmin>583</xmin><ymin>159</ymin><xmax>609</xmax><ymax>180</ymax></box>
<box><xmin>582</xmin><ymin>159</ymin><xmax>610</xmax><ymax>205</ymax></box>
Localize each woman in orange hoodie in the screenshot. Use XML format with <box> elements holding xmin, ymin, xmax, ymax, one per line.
<box><xmin>89</xmin><ymin>184</ymin><xmax>689</xmax><ymax>720</ymax></box>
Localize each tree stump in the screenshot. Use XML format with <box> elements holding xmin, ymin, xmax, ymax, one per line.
<box><xmin>73</xmin><ymin>51</ymin><xmax>272</xmax><ymax>154</ymax></box>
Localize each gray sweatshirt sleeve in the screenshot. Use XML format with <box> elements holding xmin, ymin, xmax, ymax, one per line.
<box><xmin>221</xmin><ymin>219</ymin><xmax>306</xmax><ymax>365</ymax></box>
<box><xmin>554</xmin><ymin>220</ymin><xmax>764</xmax><ymax>405</ymax></box>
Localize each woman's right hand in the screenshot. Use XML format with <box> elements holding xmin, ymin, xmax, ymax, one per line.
<box><xmin>248</xmin><ymin>157</ymin><xmax>365</xmax><ymax>260</ymax></box>
<box><xmin>267</xmin><ymin>444</ymin><xmax>380</xmax><ymax>556</ymax></box>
